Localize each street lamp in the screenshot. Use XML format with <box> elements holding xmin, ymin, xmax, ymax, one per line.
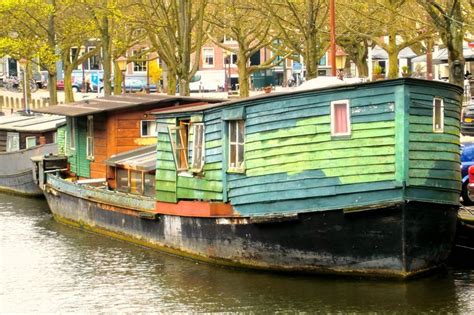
<box><xmin>335</xmin><ymin>48</ymin><xmax>347</xmax><ymax>80</ymax></box>
<box><xmin>19</xmin><ymin>58</ymin><xmax>28</xmax><ymax>113</ymax></box>
<box><xmin>116</xmin><ymin>56</ymin><xmax>127</xmax><ymax>95</ymax></box>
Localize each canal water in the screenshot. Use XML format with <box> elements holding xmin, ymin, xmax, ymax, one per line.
<box><xmin>1</xmin><ymin>193</ymin><xmax>473</xmax><ymax>313</ymax></box>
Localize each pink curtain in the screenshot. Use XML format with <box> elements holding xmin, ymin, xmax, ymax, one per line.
<box><xmin>334</xmin><ymin>104</ymin><xmax>348</xmax><ymax>134</ymax></box>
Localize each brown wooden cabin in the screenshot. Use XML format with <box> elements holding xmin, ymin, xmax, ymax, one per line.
<box><xmin>32</xmin><ymin>94</ymin><xmax>224</xmax><ymax>188</ymax></box>
<box><xmin>0</xmin><ymin>114</ymin><xmax>65</xmax><ymax>152</ymax></box>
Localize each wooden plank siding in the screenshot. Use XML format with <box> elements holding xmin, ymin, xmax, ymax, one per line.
<box><xmin>406</xmin><ymin>85</ymin><xmax>462</xmax><ymax>203</ymax></box>
<box><xmin>227</xmin><ymin>88</ymin><xmax>399</xmax><ymax>215</ymax></box>
<box><xmin>155</xmin><ymin>117</ymin><xmax>224</xmax><ymax>203</ymax></box>
<box><xmin>154</xmin><ymin>79</ymin><xmax>463</xmax><ymax>216</ymax></box>
<box><xmin>89</xmin><ymin>113</ymin><xmax>108</xmax><ymax>179</ymax></box>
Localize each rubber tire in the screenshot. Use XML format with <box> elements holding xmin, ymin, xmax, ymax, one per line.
<box><xmin>461</xmin><ymin>181</ymin><xmax>474</xmax><ymax>206</ymax></box>
<box><xmin>72</xmin><ymin>86</ymin><xmax>80</xmax><ymax>93</ymax></box>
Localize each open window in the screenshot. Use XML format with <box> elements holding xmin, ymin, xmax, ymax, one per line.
<box><xmin>228</xmin><ymin>120</ymin><xmax>245</xmax><ymax>172</ymax></box>
<box><xmin>141</xmin><ymin>120</ymin><xmax>157</xmax><ymax>137</ymax></box>
<box><xmin>86</xmin><ymin>115</ymin><xmax>94</xmax><ymax>160</ymax></box>
<box><xmin>331</xmin><ymin>100</ymin><xmax>351</xmax><ymax>137</ymax></box>
<box><xmin>191</xmin><ymin>123</ymin><xmax>205</xmax><ymax>172</ymax></box>
<box><xmin>433</xmin><ymin>97</ymin><xmax>444</xmax><ymax>133</ymax></box>
<box><xmin>169</xmin><ymin>120</ymin><xmax>190</xmax><ymax>171</ymax></box>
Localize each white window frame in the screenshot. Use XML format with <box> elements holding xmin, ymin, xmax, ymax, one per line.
<box><xmin>330</xmin><ymin>100</ymin><xmax>351</xmax><ymax>137</ymax></box>
<box><xmin>228</xmin><ymin>120</ymin><xmax>245</xmax><ymax>172</ymax></box>
<box><xmin>191</xmin><ymin>123</ymin><xmax>205</xmax><ymax>171</ymax></box>
<box><xmin>6</xmin><ymin>132</ymin><xmax>19</xmax><ymax>152</ymax></box>
<box><xmin>224</xmin><ymin>52</ymin><xmax>238</xmax><ymax>67</ymax></box>
<box><xmin>86</xmin><ymin>115</ymin><xmax>94</xmax><ymax>160</ymax></box>
<box><xmin>132</xmin><ymin>49</ymin><xmax>147</xmax><ymax>73</ymax></box>
<box><xmin>25</xmin><ymin>136</ymin><xmax>36</xmax><ymax>149</ymax></box>
<box><xmin>202</xmin><ymin>48</ymin><xmax>214</xmax><ymax>68</ymax></box>
<box><xmin>433</xmin><ymin>97</ymin><xmax>444</xmax><ymax>133</ymax></box>
<box><xmin>140</xmin><ymin>120</ymin><xmax>157</xmax><ymax>137</ymax></box>
<box><xmin>168</xmin><ymin>124</ymin><xmax>189</xmax><ymax>172</ymax></box>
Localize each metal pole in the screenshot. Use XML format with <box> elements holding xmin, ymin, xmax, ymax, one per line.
<box><xmin>122</xmin><ymin>70</ymin><xmax>126</xmax><ymax>95</ymax></box>
<box><xmin>22</xmin><ymin>69</ymin><xmax>28</xmax><ymax>113</ymax></box>
<box><xmin>330</xmin><ymin>0</ymin><xmax>336</xmax><ymax>77</ymax></box>
<box><xmin>146</xmin><ymin>58</ymin><xmax>150</xmax><ymax>94</ymax></box>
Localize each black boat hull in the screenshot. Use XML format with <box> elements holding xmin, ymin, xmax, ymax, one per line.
<box><xmin>43</xmin><ymin>186</ymin><xmax>458</xmax><ymax>278</ymax></box>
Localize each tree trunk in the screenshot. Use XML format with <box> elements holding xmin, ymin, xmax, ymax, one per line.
<box><xmin>446</xmin><ymin>1</ymin><xmax>465</xmax><ymax>87</ymax></box>
<box><xmin>237</xmin><ymin>56</ymin><xmax>250</xmax><ymax>98</ymax></box>
<box><xmin>113</xmin><ymin>62</ymin><xmax>122</xmax><ymax>95</ymax></box>
<box><xmin>387</xmin><ymin>35</ymin><xmax>399</xmax><ymax>79</ymax></box>
<box><xmin>101</xmin><ymin>16</ymin><xmax>113</xmax><ymax>96</ymax></box>
<box><xmin>167</xmin><ymin>73</ymin><xmax>177</xmax><ymax>95</ymax></box>
<box><xmin>62</xmin><ymin>57</ymin><xmax>75</xmax><ymax>103</ymax></box>
<box><xmin>47</xmin><ymin>0</ymin><xmax>57</xmax><ymax>105</ymax></box>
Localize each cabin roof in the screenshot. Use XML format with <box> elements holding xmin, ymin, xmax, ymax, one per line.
<box><xmin>0</xmin><ymin>114</ymin><xmax>65</xmax><ymax>132</ymax></box>
<box><xmin>104</xmin><ymin>145</ymin><xmax>156</xmax><ymax>171</ymax></box>
<box><xmin>151</xmin><ymin>78</ymin><xmax>463</xmax><ymax>117</ymax></box>
<box><xmin>31</xmin><ymin>94</ymin><xmax>225</xmax><ymax>117</ymax></box>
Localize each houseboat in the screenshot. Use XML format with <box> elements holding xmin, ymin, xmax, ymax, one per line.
<box><xmin>0</xmin><ymin>113</ymin><xmax>65</xmax><ymax>196</ymax></box>
<box><xmin>33</xmin><ymin>79</ymin><xmax>463</xmax><ymax>278</ymax></box>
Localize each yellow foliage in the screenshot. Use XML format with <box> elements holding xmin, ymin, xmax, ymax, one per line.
<box><xmin>148</xmin><ymin>59</ymin><xmax>162</xmax><ymax>84</ymax></box>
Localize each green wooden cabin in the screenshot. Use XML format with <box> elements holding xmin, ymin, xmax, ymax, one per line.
<box><xmin>154</xmin><ymin>78</ymin><xmax>462</xmax><ymax>216</ymax></box>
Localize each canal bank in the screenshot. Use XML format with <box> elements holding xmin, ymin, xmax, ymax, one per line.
<box><xmin>1</xmin><ymin>193</ymin><xmax>473</xmax><ymax>313</ymax></box>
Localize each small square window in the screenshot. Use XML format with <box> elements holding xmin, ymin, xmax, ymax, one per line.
<box><xmin>433</xmin><ymin>98</ymin><xmax>444</xmax><ymax>133</ymax></box>
<box><xmin>141</xmin><ymin>120</ymin><xmax>157</xmax><ymax>137</ymax></box>
<box><xmin>331</xmin><ymin>100</ymin><xmax>351</xmax><ymax>136</ymax></box>
<box><xmin>26</xmin><ymin>136</ymin><xmax>36</xmax><ymax>149</ymax></box>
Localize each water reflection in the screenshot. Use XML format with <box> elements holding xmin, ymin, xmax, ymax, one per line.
<box><xmin>1</xmin><ymin>193</ymin><xmax>473</xmax><ymax>313</ymax></box>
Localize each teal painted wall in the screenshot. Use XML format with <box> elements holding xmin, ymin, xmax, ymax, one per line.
<box><xmin>406</xmin><ymin>84</ymin><xmax>462</xmax><ymax>204</ymax></box>
<box><xmin>154</xmin><ymin>79</ymin><xmax>462</xmax><ymax>215</ymax></box>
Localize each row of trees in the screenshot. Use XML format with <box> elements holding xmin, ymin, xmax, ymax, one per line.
<box><xmin>0</xmin><ymin>0</ymin><xmax>472</xmax><ymax>104</ymax></box>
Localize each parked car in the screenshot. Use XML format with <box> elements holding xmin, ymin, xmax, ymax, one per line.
<box><xmin>461</xmin><ymin>142</ymin><xmax>474</xmax><ymax>205</ymax></box>
<box><xmin>56</xmin><ymin>80</ymin><xmax>64</xmax><ymax>90</ymax></box>
<box><xmin>461</xmin><ymin>98</ymin><xmax>474</xmax><ymax>136</ymax></box>
<box><xmin>105</xmin><ymin>79</ymin><xmax>157</xmax><ymax>93</ymax></box>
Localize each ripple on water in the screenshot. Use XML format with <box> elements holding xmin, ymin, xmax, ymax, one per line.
<box><xmin>1</xmin><ymin>193</ymin><xmax>474</xmax><ymax>313</ymax></box>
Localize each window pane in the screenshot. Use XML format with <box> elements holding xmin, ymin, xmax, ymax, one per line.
<box><xmin>334</xmin><ymin>103</ymin><xmax>348</xmax><ymax>134</ymax></box>
<box><xmin>434</xmin><ymin>98</ymin><xmax>443</xmax><ymax>132</ymax></box>
<box><xmin>116</xmin><ymin>169</ymin><xmax>128</xmax><ymax>192</ymax></box>
<box><xmin>230</xmin><ymin>144</ymin><xmax>236</xmax><ymax>167</ymax></box>
<box><xmin>130</xmin><ymin>171</ymin><xmax>143</xmax><ymax>195</ymax></box>
<box><xmin>144</xmin><ymin>173</ymin><xmax>155</xmax><ymax>197</ymax></box>
<box><xmin>230</xmin><ymin>121</ymin><xmax>236</xmax><ymax>142</ymax></box>
<box><xmin>26</xmin><ymin>137</ymin><xmax>36</xmax><ymax>149</ymax></box>
<box><xmin>238</xmin><ymin>120</ymin><xmax>244</xmax><ymax>143</ymax></box>
<box><xmin>237</xmin><ymin>144</ymin><xmax>244</xmax><ymax>167</ymax></box>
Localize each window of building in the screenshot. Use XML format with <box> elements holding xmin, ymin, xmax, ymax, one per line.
<box><xmin>25</xmin><ymin>136</ymin><xmax>36</xmax><ymax>149</ymax></box>
<box><xmin>169</xmin><ymin>120</ymin><xmax>190</xmax><ymax>171</ymax></box>
<box><xmin>141</xmin><ymin>120</ymin><xmax>157</xmax><ymax>137</ymax></box>
<box><xmin>331</xmin><ymin>100</ymin><xmax>351</xmax><ymax>136</ymax></box>
<box><xmin>433</xmin><ymin>97</ymin><xmax>444</xmax><ymax>133</ymax></box>
<box><xmin>144</xmin><ymin>173</ymin><xmax>155</xmax><ymax>197</ymax></box>
<box><xmin>191</xmin><ymin>123</ymin><xmax>205</xmax><ymax>171</ymax></box>
<box><xmin>228</xmin><ymin>120</ymin><xmax>245</xmax><ymax>171</ymax></box>
<box><xmin>87</xmin><ymin>46</ymin><xmax>101</xmax><ymax>70</ymax></box>
<box><xmin>6</xmin><ymin>132</ymin><xmax>19</xmax><ymax>152</ymax></box>
<box><xmin>203</xmin><ymin>48</ymin><xmax>214</xmax><ymax>68</ymax></box>
<box><xmin>224</xmin><ymin>52</ymin><xmax>238</xmax><ymax>66</ymax></box>
<box><xmin>116</xmin><ymin>169</ymin><xmax>129</xmax><ymax>193</ymax></box>
<box><xmin>133</xmin><ymin>49</ymin><xmax>147</xmax><ymax>72</ymax></box>
<box><xmin>319</xmin><ymin>53</ymin><xmax>327</xmax><ymax>66</ymax></box>
<box><xmin>86</xmin><ymin>115</ymin><xmax>94</xmax><ymax>160</ymax></box>
<box><xmin>69</xmin><ymin>118</ymin><xmax>76</xmax><ymax>150</ymax></box>
<box><xmin>130</xmin><ymin>170</ymin><xmax>143</xmax><ymax>195</ymax></box>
